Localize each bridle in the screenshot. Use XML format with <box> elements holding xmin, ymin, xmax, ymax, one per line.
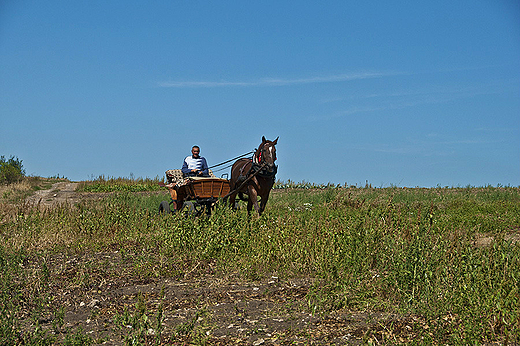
<box><xmin>253</xmin><ymin>141</ymin><xmax>277</xmax><ymax>177</ymax></box>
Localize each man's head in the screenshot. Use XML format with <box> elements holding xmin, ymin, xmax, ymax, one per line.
<box><xmin>191</xmin><ymin>146</ymin><xmax>200</xmax><ymax>158</ymax></box>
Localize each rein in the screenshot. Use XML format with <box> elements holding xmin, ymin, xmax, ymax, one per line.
<box><xmin>208</xmin><ymin>151</ymin><xmax>254</xmax><ymax>170</ymax></box>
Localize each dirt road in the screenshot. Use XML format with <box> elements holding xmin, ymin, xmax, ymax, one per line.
<box><xmin>25</xmin><ymin>181</ymin><xmax>81</xmax><ymax>206</ymax></box>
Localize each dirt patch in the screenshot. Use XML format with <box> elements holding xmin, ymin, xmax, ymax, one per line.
<box><xmin>25</xmin><ymin>181</ymin><xmax>82</xmax><ymax>206</ymax></box>
<box><xmin>25</xmin><ymin>251</ymin><xmax>416</xmax><ymax>345</ymax></box>
<box><xmin>473</xmin><ymin>232</ymin><xmax>520</xmax><ymax>248</ymax></box>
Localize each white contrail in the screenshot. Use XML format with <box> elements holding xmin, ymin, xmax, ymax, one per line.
<box><xmin>158</xmin><ymin>71</ymin><xmax>393</xmax><ymax>88</ymax></box>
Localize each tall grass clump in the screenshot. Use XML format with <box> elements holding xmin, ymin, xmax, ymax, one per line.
<box><xmin>0</xmin><ymin>245</ymin><xmax>60</xmax><ymax>344</ymax></box>
<box><xmin>274</xmin><ymin>179</ymin><xmax>342</xmax><ymax>189</ymax></box>
<box><xmin>297</xmin><ymin>187</ymin><xmax>520</xmax><ymax>344</ymax></box>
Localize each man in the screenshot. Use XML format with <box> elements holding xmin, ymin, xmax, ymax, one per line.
<box><xmin>181</xmin><ymin>145</ymin><xmax>209</xmax><ymax>177</ymax></box>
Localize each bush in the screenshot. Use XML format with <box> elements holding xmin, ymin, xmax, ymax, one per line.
<box><xmin>0</xmin><ymin>155</ymin><xmax>25</xmax><ymax>184</ymax></box>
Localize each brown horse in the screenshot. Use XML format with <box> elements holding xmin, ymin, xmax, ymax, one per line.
<box><xmin>229</xmin><ymin>136</ymin><xmax>278</xmax><ymax>215</ymax></box>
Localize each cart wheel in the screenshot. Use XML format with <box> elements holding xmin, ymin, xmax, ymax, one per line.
<box><xmin>181</xmin><ymin>201</ymin><xmax>196</xmax><ymax>217</ymax></box>
<box><xmin>159</xmin><ymin>201</ymin><xmax>171</xmax><ymax>214</ymax></box>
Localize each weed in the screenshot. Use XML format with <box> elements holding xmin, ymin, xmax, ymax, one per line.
<box><xmin>52</xmin><ymin>306</ymin><xmax>66</xmax><ymax>334</ymax></box>
<box><xmin>63</xmin><ymin>327</ymin><xmax>93</xmax><ymax>346</ymax></box>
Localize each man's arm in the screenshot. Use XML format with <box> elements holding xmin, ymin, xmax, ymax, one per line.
<box><xmin>181</xmin><ymin>157</ymin><xmax>190</xmax><ymax>174</ymax></box>
<box><xmin>200</xmin><ymin>157</ymin><xmax>209</xmax><ymax>175</ymax></box>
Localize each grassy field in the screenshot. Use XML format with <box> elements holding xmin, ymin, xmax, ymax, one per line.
<box><xmin>0</xmin><ymin>178</ymin><xmax>519</xmax><ymax>345</ymax></box>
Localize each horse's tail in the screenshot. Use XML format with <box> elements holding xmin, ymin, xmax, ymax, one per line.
<box><xmin>233</xmin><ymin>174</ymin><xmax>249</xmax><ymax>202</ymax></box>
<box><xmin>230</xmin><ymin>158</ymin><xmax>252</xmax><ymax>202</ymax></box>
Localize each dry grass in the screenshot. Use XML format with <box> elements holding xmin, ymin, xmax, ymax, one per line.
<box><xmin>0</xmin><ymin>179</ymin><xmax>32</xmax><ymax>201</ymax></box>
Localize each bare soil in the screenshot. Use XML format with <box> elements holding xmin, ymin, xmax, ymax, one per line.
<box><xmin>27</xmin><ymin>251</ymin><xmax>417</xmax><ymax>345</ymax></box>
<box><xmin>20</xmin><ymin>184</ymin><xmax>422</xmax><ymax>345</ymax></box>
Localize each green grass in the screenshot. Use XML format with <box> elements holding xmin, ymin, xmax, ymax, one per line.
<box><xmin>0</xmin><ymin>182</ymin><xmax>519</xmax><ymax>344</ymax></box>
<box><xmin>76</xmin><ymin>175</ymin><xmax>164</xmax><ymax>192</ymax></box>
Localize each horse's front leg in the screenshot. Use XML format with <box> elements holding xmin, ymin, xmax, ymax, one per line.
<box><xmin>258</xmin><ymin>195</ymin><xmax>266</xmax><ymax>215</ymax></box>
<box><xmin>229</xmin><ymin>192</ymin><xmax>237</xmax><ymax>210</ymax></box>
<box><xmin>259</xmin><ymin>191</ymin><xmax>272</xmax><ymax>216</ymax></box>
<box><xmin>247</xmin><ymin>185</ymin><xmax>261</xmax><ymax>215</ymax></box>
<box><xmin>247</xmin><ymin>199</ymin><xmax>253</xmax><ymax>213</ymax></box>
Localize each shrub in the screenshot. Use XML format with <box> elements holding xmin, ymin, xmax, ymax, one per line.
<box><xmin>0</xmin><ymin>155</ymin><xmax>25</xmax><ymax>185</ymax></box>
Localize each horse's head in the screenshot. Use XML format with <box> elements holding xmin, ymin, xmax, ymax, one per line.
<box><xmin>255</xmin><ymin>136</ymin><xmax>278</xmax><ymax>169</ymax></box>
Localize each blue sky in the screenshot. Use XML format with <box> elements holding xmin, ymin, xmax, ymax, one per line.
<box><xmin>1</xmin><ymin>1</ymin><xmax>519</xmax><ymax>187</ymax></box>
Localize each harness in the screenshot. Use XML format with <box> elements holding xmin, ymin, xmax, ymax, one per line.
<box><xmin>251</xmin><ymin>161</ymin><xmax>277</xmax><ymax>178</ymax></box>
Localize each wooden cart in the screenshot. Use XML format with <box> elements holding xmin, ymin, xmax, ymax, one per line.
<box><xmin>159</xmin><ymin>169</ymin><xmax>231</xmax><ymax>216</ymax></box>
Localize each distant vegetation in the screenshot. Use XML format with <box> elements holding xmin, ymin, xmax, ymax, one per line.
<box><xmin>76</xmin><ymin>175</ymin><xmax>164</xmax><ymax>192</ymax></box>
<box><xmin>0</xmin><ymin>155</ymin><xmax>25</xmax><ymax>185</ymax></box>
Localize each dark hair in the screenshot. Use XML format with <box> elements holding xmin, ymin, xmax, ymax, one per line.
<box><xmin>192</xmin><ymin>145</ymin><xmax>200</xmax><ymax>150</ymax></box>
